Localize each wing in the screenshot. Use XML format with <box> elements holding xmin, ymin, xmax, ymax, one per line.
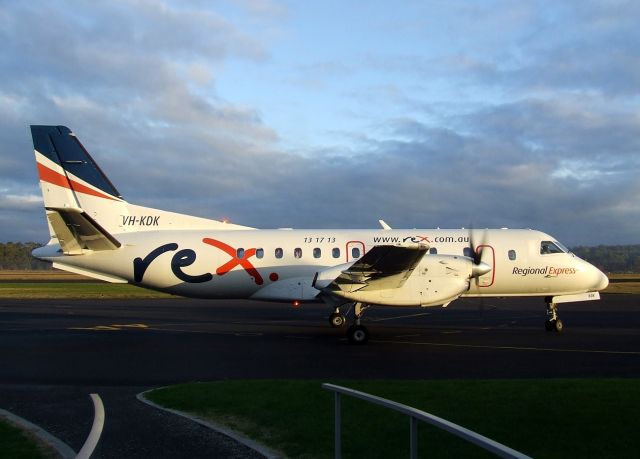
<box><xmin>325</xmin><ymin>244</ymin><xmax>428</xmax><ymax>293</ymax></box>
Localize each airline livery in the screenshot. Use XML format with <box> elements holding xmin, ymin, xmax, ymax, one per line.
<box><xmin>29</xmin><ymin>126</ymin><xmax>609</xmax><ymax>343</ymax></box>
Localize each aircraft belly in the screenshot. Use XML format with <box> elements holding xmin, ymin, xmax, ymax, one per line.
<box><xmin>250</xmin><ymin>276</ymin><xmax>319</xmax><ymax>301</ymax></box>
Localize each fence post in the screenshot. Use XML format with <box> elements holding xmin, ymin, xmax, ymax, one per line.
<box><xmin>410</xmin><ymin>416</ymin><xmax>418</xmax><ymax>459</ymax></box>
<box><xmin>335</xmin><ymin>392</ymin><xmax>342</xmax><ymax>459</ymax></box>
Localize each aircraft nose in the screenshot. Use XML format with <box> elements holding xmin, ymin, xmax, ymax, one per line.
<box><xmin>595</xmin><ymin>269</ymin><xmax>609</xmax><ymax>291</ymax></box>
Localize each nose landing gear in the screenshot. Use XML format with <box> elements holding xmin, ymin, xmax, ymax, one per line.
<box><xmin>545</xmin><ymin>300</ymin><xmax>563</xmax><ymax>332</ymax></box>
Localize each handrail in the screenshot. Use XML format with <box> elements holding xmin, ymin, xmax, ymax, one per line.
<box><xmin>321</xmin><ymin>383</ymin><xmax>531</xmax><ymax>459</ymax></box>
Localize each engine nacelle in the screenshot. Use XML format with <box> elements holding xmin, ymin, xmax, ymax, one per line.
<box><xmin>326</xmin><ymin>254</ymin><xmax>474</xmax><ymax>307</ymax></box>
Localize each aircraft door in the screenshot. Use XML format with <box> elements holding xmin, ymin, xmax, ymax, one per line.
<box><xmin>346</xmin><ymin>241</ymin><xmax>365</xmax><ymax>262</ymax></box>
<box><xmin>476</xmin><ymin>245</ymin><xmax>495</xmax><ymax>287</ymax></box>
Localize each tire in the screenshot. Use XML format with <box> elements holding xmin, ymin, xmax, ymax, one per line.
<box><xmin>347</xmin><ymin>325</ymin><xmax>369</xmax><ymax>344</ymax></box>
<box><xmin>329</xmin><ymin>313</ymin><xmax>346</xmax><ymax>328</ymax></box>
<box><xmin>544</xmin><ymin>320</ymin><xmax>554</xmax><ymax>332</ymax></box>
<box><xmin>554</xmin><ymin>319</ymin><xmax>564</xmax><ymax>332</ymax></box>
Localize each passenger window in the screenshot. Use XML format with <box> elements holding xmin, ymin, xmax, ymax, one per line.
<box><xmin>237</xmin><ymin>248</ymin><xmax>245</xmax><ymax>259</ymax></box>
<box><xmin>463</xmin><ymin>247</ymin><xmax>473</xmax><ymax>258</ymax></box>
<box><xmin>275</xmin><ymin>248</ymin><xmax>283</xmax><ymax>259</ymax></box>
<box><xmin>540</xmin><ymin>241</ymin><xmax>565</xmax><ymax>255</ymax></box>
<box><xmin>429</xmin><ymin>247</ymin><xmax>438</xmax><ymax>254</ymax></box>
<box><xmin>352</xmin><ymin>247</ymin><xmax>361</xmax><ymax>259</ymax></box>
<box><xmin>256</xmin><ymin>248</ymin><xmax>264</xmax><ymax>259</ymax></box>
<box><xmin>294</xmin><ymin>247</ymin><xmax>302</xmax><ymax>259</ymax></box>
<box><xmin>313</xmin><ymin>248</ymin><xmax>321</xmax><ymax>258</ymax></box>
<box><xmin>332</xmin><ymin>247</ymin><xmax>340</xmax><ymax>258</ymax></box>
<box><xmin>508</xmin><ymin>250</ymin><xmax>516</xmax><ymax>261</ymax></box>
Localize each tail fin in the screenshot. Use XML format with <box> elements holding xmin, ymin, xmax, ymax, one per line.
<box><xmin>31</xmin><ymin>125</ymin><xmax>253</xmax><ymax>249</ymax></box>
<box><xmin>31</xmin><ymin>125</ymin><xmax>123</xmax><ymax>207</ymax></box>
<box><xmin>32</xmin><ymin>125</ymin><xmax>126</xmax><ymax>252</ymax></box>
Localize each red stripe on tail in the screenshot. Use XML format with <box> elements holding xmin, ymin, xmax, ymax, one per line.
<box><xmin>37</xmin><ymin>162</ymin><xmax>117</xmax><ymax>201</ymax></box>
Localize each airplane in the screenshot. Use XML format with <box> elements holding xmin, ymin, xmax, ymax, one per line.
<box><xmin>29</xmin><ymin>125</ymin><xmax>609</xmax><ymax>344</ymax></box>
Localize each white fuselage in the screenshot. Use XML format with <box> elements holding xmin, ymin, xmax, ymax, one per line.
<box><xmin>34</xmin><ymin>228</ymin><xmax>609</xmax><ymax>306</ymax></box>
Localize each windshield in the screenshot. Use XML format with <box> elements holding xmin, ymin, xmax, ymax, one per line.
<box><xmin>540</xmin><ymin>240</ymin><xmax>567</xmax><ymax>255</ymax></box>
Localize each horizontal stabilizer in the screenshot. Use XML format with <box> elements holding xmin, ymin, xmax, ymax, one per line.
<box><xmin>52</xmin><ymin>262</ymin><xmax>128</xmax><ymax>283</ymax></box>
<box><xmin>46</xmin><ymin>207</ymin><xmax>121</xmax><ymax>254</ymax></box>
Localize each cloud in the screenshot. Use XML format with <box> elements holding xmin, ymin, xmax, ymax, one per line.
<box><xmin>0</xmin><ymin>0</ymin><xmax>638</xmax><ymax>247</ymax></box>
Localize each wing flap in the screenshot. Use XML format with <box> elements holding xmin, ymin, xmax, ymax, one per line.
<box><xmin>328</xmin><ymin>244</ymin><xmax>428</xmax><ymax>292</ymax></box>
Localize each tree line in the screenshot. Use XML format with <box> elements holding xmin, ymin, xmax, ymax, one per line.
<box><xmin>0</xmin><ymin>241</ymin><xmax>639</xmax><ymax>273</ymax></box>
<box><xmin>0</xmin><ymin>242</ymin><xmax>52</xmax><ymax>270</ymax></box>
<box><xmin>570</xmin><ymin>245</ymin><xmax>640</xmax><ymax>274</ymax></box>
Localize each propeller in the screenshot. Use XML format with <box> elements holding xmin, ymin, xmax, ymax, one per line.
<box><xmin>468</xmin><ymin>226</ymin><xmax>491</xmax><ymax>321</ymax></box>
<box><xmin>468</xmin><ymin>227</ymin><xmax>491</xmax><ymax>279</ymax></box>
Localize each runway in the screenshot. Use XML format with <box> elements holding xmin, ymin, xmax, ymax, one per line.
<box><xmin>1</xmin><ymin>294</ymin><xmax>639</xmax><ymax>457</ymax></box>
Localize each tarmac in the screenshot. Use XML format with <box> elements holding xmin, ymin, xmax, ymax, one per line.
<box><xmin>1</xmin><ymin>295</ymin><xmax>638</xmax><ymax>457</ymax></box>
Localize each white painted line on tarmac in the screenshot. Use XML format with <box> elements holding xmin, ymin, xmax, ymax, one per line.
<box><xmin>76</xmin><ymin>393</ymin><xmax>105</xmax><ymax>459</ymax></box>
<box><xmin>372</xmin><ymin>340</ymin><xmax>640</xmax><ymax>355</ymax></box>
<box><xmin>0</xmin><ymin>408</ymin><xmax>76</xmax><ymax>459</ymax></box>
<box><xmin>369</xmin><ymin>312</ymin><xmax>432</xmax><ymax>322</ymax></box>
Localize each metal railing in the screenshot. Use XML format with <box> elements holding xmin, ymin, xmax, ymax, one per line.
<box><xmin>322</xmin><ymin>383</ymin><xmax>531</xmax><ymax>459</ymax></box>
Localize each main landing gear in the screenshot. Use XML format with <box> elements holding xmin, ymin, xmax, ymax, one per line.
<box><xmin>347</xmin><ymin>302</ymin><xmax>370</xmax><ymax>344</ymax></box>
<box><xmin>545</xmin><ymin>299</ymin><xmax>564</xmax><ymax>332</ymax></box>
<box><xmin>328</xmin><ymin>308</ymin><xmax>347</xmax><ymax>328</ymax></box>
<box><xmin>328</xmin><ymin>302</ymin><xmax>371</xmax><ymax>344</ymax></box>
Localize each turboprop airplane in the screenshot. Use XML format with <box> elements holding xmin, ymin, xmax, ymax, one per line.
<box><xmin>29</xmin><ymin>125</ymin><xmax>609</xmax><ymax>343</ymax></box>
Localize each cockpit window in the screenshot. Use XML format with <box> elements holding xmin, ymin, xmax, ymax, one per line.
<box><xmin>540</xmin><ymin>241</ymin><xmax>566</xmax><ymax>255</ymax></box>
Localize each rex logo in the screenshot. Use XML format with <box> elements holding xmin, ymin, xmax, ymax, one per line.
<box><xmin>133</xmin><ymin>238</ymin><xmax>264</xmax><ymax>285</ymax></box>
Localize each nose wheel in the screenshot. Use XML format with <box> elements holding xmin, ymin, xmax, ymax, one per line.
<box><xmin>545</xmin><ymin>300</ymin><xmax>564</xmax><ymax>332</ymax></box>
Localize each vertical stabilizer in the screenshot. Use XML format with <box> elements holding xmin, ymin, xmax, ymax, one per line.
<box><xmin>30</xmin><ymin>125</ymin><xmax>255</xmax><ymax>237</ymax></box>
<box><xmin>31</xmin><ymin>125</ymin><xmax>128</xmax><ymax>238</ymax></box>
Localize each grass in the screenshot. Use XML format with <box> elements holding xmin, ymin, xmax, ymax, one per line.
<box><xmin>0</xmin><ymin>282</ymin><xmax>172</xmax><ymax>299</ymax></box>
<box><xmin>0</xmin><ymin>418</ymin><xmax>51</xmax><ymax>459</ymax></box>
<box><xmin>147</xmin><ymin>379</ymin><xmax>640</xmax><ymax>459</ymax></box>
<box><xmin>604</xmin><ymin>274</ymin><xmax>640</xmax><ymax>294</ymax></box>
<box><xmin>0</xmin><ymin>269</ymin><xmax>172</xmax><ymax>298</ymax></box>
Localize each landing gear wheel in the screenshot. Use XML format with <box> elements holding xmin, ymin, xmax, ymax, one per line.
<box><xmin>347</xmin><ymin>324</ymin><xmax>369</xmax><ymax>344</ymax></box>
<box><xmin>545</xmin><ymin>319</ymin><xmax>564</xmax><ymax>332</ymax></box>
<box><xmin>329</xmin><ymin>312</ymin><xmax>347</xmax><ymax>328</ymax></box>
<box><xmin>553</xmin><ymin>318</ymin><xmax>564</xmax><ymax>332</ymax></box>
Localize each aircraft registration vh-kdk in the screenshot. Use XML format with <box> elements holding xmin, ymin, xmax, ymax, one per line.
<box><xmin>30</xmin><ymin>125</ymin><xmax>609</xmax><ymax>344</ymax></box>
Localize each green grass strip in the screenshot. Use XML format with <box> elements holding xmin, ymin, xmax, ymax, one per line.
<box><xmin>148</xmin><ymin>379</ymin><xmax>640</xmax><ymax>459</ymax></box>
<box><xmin>0</xmin><ymin>418</ymin><xmax>49</xmax><ymax>459</ymax></box>
<box><xmin>0</xmin><ymin>282</ymin><xmax>172</xmax><ymax>299</ymax></box>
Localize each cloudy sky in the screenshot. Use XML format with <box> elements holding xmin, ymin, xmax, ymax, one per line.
<box><xmin>1</xmin><ymin>0</ymin><xmax>639</xmax><ymax>246</ymax></box>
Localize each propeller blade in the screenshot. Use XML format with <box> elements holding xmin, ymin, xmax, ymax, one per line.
<box><xmin>468</xmin><ymin>227</ymin><xmax>490</xmax><ymax>284</ymax></box>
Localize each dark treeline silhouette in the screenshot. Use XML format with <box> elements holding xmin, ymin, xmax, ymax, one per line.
<box><xmin>571</xmin><ymin>245</ymin><xmax>640</xmax><ymax>274</ymax></box>
<box><xmin>0</xmin><ymin>242</ymin><xmax>51</xmax><ymax>270</ymax></box>
<box><xmin>0</xmin><ymin>242</ymin><xmax>638</xmax><ymax>273</ymax></box>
